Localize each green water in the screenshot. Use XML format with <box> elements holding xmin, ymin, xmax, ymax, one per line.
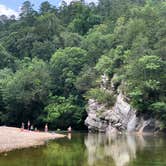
<box><xmin>0</xmin><ymin>133</ymin><xmax>166</xmax><ymax>166</ymax></box>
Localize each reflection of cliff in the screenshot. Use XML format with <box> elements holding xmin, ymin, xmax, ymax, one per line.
<box><xmin>84</xmin><ymin>133</ymin><xmax>146</xmax><ymax>166</ymax></box>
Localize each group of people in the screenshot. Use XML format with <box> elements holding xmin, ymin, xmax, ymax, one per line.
<box><xmin>21</xmin><ymin>121</ymin><xmax>48</xmax><ymax>132</ymax></box>
<box><xmin>21</xmin><ymin>121</ymin><xmax>72</xmax><ymax>133</ymax></box>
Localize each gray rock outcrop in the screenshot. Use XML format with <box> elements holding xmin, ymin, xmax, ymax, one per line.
<box><xmin>85</xmin><ymin>75</ymin><xmax>161</xmax><ymax>133</ymax></box>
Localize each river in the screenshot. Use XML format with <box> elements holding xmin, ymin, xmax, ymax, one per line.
<box><xmin>0</xmin><ymin>132</ymin><xmax>166</xmax><ymax>166</ymax></box>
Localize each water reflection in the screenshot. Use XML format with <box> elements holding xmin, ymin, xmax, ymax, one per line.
<box><xmin>67</xmin><ymin>133</ymin><xmax>72</xmax><ymax>140</ymax></box>
<box><xmin>85</xmin><ymin>133</ymin><xmax>146</xmax><ymax>166</ymax></box>
<box><xmin>1</xmin><ymin>132</ymin><xmax>166</xmax><ymax>166</ymax></box>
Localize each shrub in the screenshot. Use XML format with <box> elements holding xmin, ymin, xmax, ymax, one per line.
<box><xmin>85</xmin><ymin>88</ymin><xmax>116</xmax><ymax>107</ymax></box>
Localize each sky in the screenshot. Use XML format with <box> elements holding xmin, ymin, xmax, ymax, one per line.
<box><xmin>0</xmin><ymin>0</ymin><xmax>98</xmax><ymax>18</ymax></box>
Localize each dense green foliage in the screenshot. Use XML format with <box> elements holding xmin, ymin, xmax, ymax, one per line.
<box><xmin>0</xmin><ymin>0</ymin><xmax>165</xmax><ymax>129</ymax></box>
<box><xmin>85</xmin><ymin>88</ymin><xmax>116</xmax><ymax>107</ymax></box>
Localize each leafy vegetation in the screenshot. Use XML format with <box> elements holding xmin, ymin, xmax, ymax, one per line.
<box><xmin>0</xmin><ymin>0</ymin><xmax>165</xmax><ymax>129</ymax></box>
<box><xmin>85</xmin><ymin>88</ymin><xmax>116</xmax><ymax>107</ymax></box>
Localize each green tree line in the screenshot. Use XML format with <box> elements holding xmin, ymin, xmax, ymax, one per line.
<box><xmin>0</xmin><ymin>0</ymin><xmax>165</xmax><ymax>129</ymax></box>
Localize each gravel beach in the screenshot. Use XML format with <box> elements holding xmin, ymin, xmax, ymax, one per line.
<box><xmin>0</xmin><ymin>126</ymin><xmax>65</xmax><ymax>153</ymax></box>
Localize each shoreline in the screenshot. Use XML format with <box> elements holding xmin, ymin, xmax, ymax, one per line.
<box><xmin>0</xmin><ymin>126</ymin><xmax>65</xmax><ymax>154</ymax></box>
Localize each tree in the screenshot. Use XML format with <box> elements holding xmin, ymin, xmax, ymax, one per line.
<box><xmin>20</xmin><ymin>1</ymin><xmax>35</xmax><ymax>18</ymax></box>
<box><xmin>31</xmin><ymin>40</ymin><xmax>56</xmax><ymax>60</ymax></box>
<box><xmin>19</xmin><ymin>1</ymin><xmax>37</xmax><ymax>26</ymax></box>
<box><xmin>125</xmin><ymin>55</ymin><xmax>165</xmax><ymax>112</ymax></box>
<box><xmin>0</xmin><ymin>0</ymin><xmax>165</xmax><ymax>130</ymax></box>
<box><xmin>40</xmin><ymin>95</ymin><xmax>85</xmax><ymax>129</ymax></box>
<box><xmin>61</xmin><ymin>32</ymin><xmax>83</xmax><ymax>47</ymax></box>
<box><xmin>0</xmin><ymin>45</ymin><xmax>14</xmax><ymax>69</ymax></box>
<box><xmin>0</xmin><ymin>15</ymin><xmax>8</xmax><ymax>24</ymax></box>
<box><xmin>75</xmin><ymin>67</ymin><xmax>98</xmax><ymax>92</ymax></box>
<box><xmin>40</xmin><ymin>1</ymin><xmax>53</xmax><ymax>14</ymax></box>
<box><xmin>50</xmin><ymin>47</ymin><xmax>88</xmax><ymax>96</ymax></box>
<box><xmin>34</xmin><ymin>13</ymin><xmax>63</xmax><ymax>40</ymax></box>
<box><xmin>95</xmin><ymin>45</ymin><xmax>125</xmax><ymax>76</ymax></box>
<box><xmin>0</xmin><ymin>58</ymin><xmax>51</xmax><ymax>125</ymax></box>
<box><xmin>81</xmin><ymin>31</ymin><xmax>113</xmax><ymax>64</ymax></box>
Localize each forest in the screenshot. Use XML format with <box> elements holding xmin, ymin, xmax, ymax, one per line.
<box><xmin>0</xmin><ymin>0</ymin><xmax>165</xmax><ymax>130</ymax></box>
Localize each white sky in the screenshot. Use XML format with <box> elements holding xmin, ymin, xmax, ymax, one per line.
<box><xmin>0</xmin><ymin>4</ymin><xmax>19</xmax><ymax>18</ymax></box>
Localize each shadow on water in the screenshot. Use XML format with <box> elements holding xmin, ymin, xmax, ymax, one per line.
<box><xmin>0</xmin><ymin>132</ymin><xmax>166</xmax><ymax>166</ymax></box>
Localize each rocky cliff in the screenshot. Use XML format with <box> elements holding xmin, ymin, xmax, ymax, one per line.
<box><xmin>85</xmin><ymin>75</ymin><xmax>161</xmax><ymax>133</ymax></box>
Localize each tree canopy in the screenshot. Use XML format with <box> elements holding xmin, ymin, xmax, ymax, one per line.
<box><xmin>0</xmin><ymin>0</ymin><xmax>165</xmax><ymax>129</ymax></box>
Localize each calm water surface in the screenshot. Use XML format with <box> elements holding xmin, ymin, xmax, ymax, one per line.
<box><xmin>0</xmin><ymin>132</ymin><xmax>166</xmax><ymax>166</ymax></box>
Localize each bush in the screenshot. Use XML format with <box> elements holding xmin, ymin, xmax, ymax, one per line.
<box><xmin>85</xmin><ymin>88</ymin><xmax>116</xmax><ymax>107</ymax></box>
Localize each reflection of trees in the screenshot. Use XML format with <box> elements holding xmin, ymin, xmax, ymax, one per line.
<box><xmin>42</xmin><ymin>138</ymin><xmax>87</xmax><ymax>166</ymax></box>
<box><xmin>1</xmin><ymin>134</ymin><xmax>166</xmax><ymax>166</ymax></box>
<box><xmin>84</xmin><ymin>133</ymin><xmax>146</xmax><ymax>166</ymax></box>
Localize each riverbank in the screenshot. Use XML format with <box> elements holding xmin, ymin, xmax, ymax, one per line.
<box><xmin>0</xmin><ymin>126</ymin><xmax>65</xmax><ymax>153</ymax></box>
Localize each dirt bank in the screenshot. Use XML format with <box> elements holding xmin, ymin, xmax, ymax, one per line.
<box><xmin>0</xmin><ymin>126</ymin><xmax>65</xmax><ymax>153</ymax></box>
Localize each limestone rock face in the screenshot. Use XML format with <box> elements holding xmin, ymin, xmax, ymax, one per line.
<box><xmin>85</xmin><ymin>74</ymin><xmax>161</xmax><ymax>133</ymax></box>
<box><xmin>85</xmin><ymin>93</ymin><xmax>137</xmax><ymax>133</ymax></box>
<box><xmin>85</xmin><ymin>94</ymin><xmax>160</xmax><ymax>133</ymax></box>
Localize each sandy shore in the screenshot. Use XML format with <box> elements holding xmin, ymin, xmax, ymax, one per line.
<box><xmin>0</xmin><ymin>126</ymin><xmax>65</xmax><ymax>153</ymax></box>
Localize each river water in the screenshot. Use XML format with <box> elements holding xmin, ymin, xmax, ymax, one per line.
<box><xmin>0</xmin><ymin>132</ymin><xmax>166</xmax><ymax>166</ymax></box>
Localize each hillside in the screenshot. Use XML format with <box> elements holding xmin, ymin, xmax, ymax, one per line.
<box><xmin>0</xmin><ymin>0</ymin><xmax>165</xmax><ymax>130</ymax></box>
